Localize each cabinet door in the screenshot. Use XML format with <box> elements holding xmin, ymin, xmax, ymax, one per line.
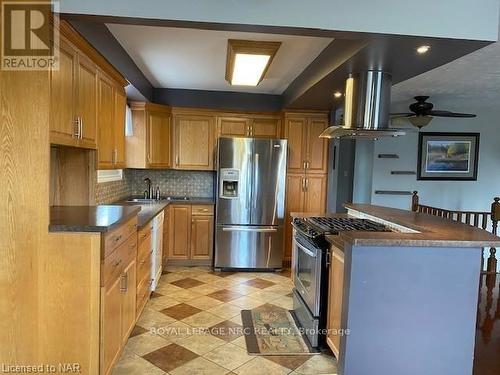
<box><xmin>162</xmin><ymin>209</ymin><xmax>169</xmax><ymax>267</ymax></box>
<box><xmin>284</xmin><ymin>117</ymin><xmax>306</xmax><ymax>174</ymax></box>
<box><xmin>50</xmin><ymin>39</ymin><xmax>77</xmax><ymax>146</ymax></box>
<box><xmin>306</xmin><ymin>118</ymin><xmax>328</xmax><ymax>174</ymax></box>
<box><xmin>284</xmin><ymin>174</ymin><xmax>305</xmax><ymax>260</ymax></box>
<box><xmin>218</xmin><ymin>117</ymin><xmax>249</xmax><ymax>137</ymax></box>
<box><xmin>101</xmin><ymin>277</ymin><xmax>122</xmax><ymax>375</ymax></box>
<box><xmin>97</xmin><ymin>74</ymin><xmax>115</xmax><ymax>169</ymax></box>
<box><xmin>121</xmin><ymin>259</ymin><xmax>136</xmax><ymax>344</ymax></box>
<box><xmin>251</xmin><ymin>118</ymin><xmax>280</xmax><ymax>138</ymax></box>
<box><xmin>113</xmin><ymin>88</ymin><xmax>127</xmax><ymax>168</ymax></box>
<box><xmin>191</xmin><ymin>215</ymin><xmax>214</xmax><ymax>260</ymax></box>
<box><xmin>174</xmin><ymin>115</ymin><xmax>215</xmax><ymax>170</ymax></box>
<box><xmin>148</xmin><ymin>111</ymin><xmax>171</xmax><ymax>168</ymax></box>
<box><xmin>76</xmin><ymin>54</ymin><xmax>98</xmax><ymax>149</ymax></box>
<box><xmin>303</xmin><ymin>174</ymin><xmax>327</xmax><ymax>213</ymax></box>
<box><xmin>327</xmin><ymin>247</ymin><xmax>344</xmax><ymax>358</ymax></box>
<box><xmin>168</xmin><ymin>205</ymin><xmax>191</xmax><ymax>259</ymax></box>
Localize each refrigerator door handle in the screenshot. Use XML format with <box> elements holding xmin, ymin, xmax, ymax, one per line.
<box><xmin>222</xmin><ymin>226</ymin><xmax>278</xmax><ymax>233</ymax></box>
<box><xmin>253</xmin><ymin>153</ymin><xmax>259</xmax><ymax>209</ymax></box>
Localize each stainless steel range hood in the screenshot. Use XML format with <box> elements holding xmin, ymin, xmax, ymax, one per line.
<box><xmin>320</xmin><ymin>71</ymin><xmax>405</xmax><ymax>139</ymax></box>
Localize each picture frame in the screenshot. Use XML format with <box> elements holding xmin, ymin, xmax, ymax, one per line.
<box><xmin>417</xmin><ymin>132</ymin><xmax>480</xmax><ymax>181</ymax></box>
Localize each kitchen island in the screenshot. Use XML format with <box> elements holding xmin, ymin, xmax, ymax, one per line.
<box><xmin>293</xmin><ymin>204</ymin><xmax>500</xmax><ymax>375</ymax></box>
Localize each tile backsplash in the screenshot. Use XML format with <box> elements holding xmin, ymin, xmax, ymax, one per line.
<box><xmin>95</xmin><ymin>169</ymin><xmax>215</xmax><ymax>204</ymax></box>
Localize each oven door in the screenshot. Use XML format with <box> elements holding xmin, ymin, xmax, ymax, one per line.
<box><xmin>293</xmin><ymin>234</ymin><xmax>322</xmax><ymax>317</ymax></box>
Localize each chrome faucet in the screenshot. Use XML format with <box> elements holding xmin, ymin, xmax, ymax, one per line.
<box><xmin>144</xmin><ymin>178</ymin><xmax>152</xmax><ymax>199</ymax></box>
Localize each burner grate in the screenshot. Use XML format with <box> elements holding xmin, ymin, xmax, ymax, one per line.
<box><xmin>306</xmin><ymin>217</ymin><xmax>391</xmax><ymax>233</ymax></box>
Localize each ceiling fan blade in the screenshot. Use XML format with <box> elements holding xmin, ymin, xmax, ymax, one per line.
<box><xmin>428</xmin><ymin>110</ymin><xmax>476</xmax><ymax>118</ymax></box>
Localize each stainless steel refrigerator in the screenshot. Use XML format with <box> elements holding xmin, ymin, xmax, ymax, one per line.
<box><xmin>215</xmin><ymin>137</ymin><xmax>287</xmax><ymax>270</ymax></box>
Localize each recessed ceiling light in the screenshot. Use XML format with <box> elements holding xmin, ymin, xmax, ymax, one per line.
<box><xmin>333</xmin><ymin>91</ymin><xmax>343</xmax><ymax>98</ymax></box>
<box><xmin>226</xmin><ymin>39</ymin><xmax>281</xmax><ymax>86</ymax></box>
<box><xmin>416</xmin><ymin>45</ymin><xmax>431</xmax><ymax>54</ymax></box>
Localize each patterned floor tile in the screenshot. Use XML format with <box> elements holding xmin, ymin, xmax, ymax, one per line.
<box><xmin>247</xmin><ymin>290</ymin><xmax>282</xmax><ymax>303</ymax></box>
<box><xmin>207</xmin><ymin>303</ymin><xmax>243</xmax><ymax>319</ymax></box>
<box><xmin>155</xmin><ymin>283</ymin><xmax>185</xmax><ymax>296</ymax></box>
<box><xmin>176</xmin><ymin>333</ymin><xmax>227</xmax><ymax>355</ymax></box>
<box><xmin>203</xmin><ymin>343</ymin><xmax>253</xmax><ymax>371</ymax></box>
<box><xmin>265</xmin><ymin>284</ymin><xmax>294</xmax><ymax>295</ymax></box>
<box><xmin>170</xmin><ymin>357</ymin><xmax>229</xmax><ymax>375</ymax></box>
<box><xmin>229</xmin><ymin>296</ymin><xmax>265</xmax><ymax>310</ymax></box>
<box><xmin>129</xmin><ymin>325</ymin><xmax>148</xmax><ymax>338</ymax></box>
<box><xmin>270</xmin><ymin>296</ymin><xmax>294</xmax><ymax>310</ymax></box>
<box><xmin>167</xmin><ymin>288</ymin><xmax>203</xmax><ymax>303</ymax></box>
<box><xmin>229</xmin><ymin>284</ymin><xmax>262</xmax><ymax>296</ymax></box>
<box><xmin>150</xmin><ymin>291</ymin><xmax>163</xmax><ymax>299</ymax></box>
<box><xmin>160</xmin><ymin>303</ymin><xmax>202</xmax><ymax>320</ymax></box>
<box><xmin>194</xmin><ymin>273</ymin><xmax>227</xmax><ymax>284</ymax></box>
<box><xmin>181</xmin><ymin>311</ymin><xmax>226</xmax><ymax>328</ymax></box>
<box><xmin>230</xmin><ymin>336</ymin><xmax>247</xmax><ymax>349</ymax></box>
<box><xmin>142</xmin><ymin>343</ymin><xmax>199</xmax><ymax>373</ymax></box>
<box><xmin>171</xmin><ymin>277</ymin><xmax>206</xmax><ymax>289</ymax></box>
<box><xmin>189</xmin><ymin>283</ymin><xmax>225</xmax><ymax>295</ymax></box>
<box><xmin>147</xmin><ymin>295</ymin><xmax>182</xmax><ymax>311</ymax></box>
<box><xmin>155</xmin><ymin>321</ymin><xmax>194</xmax><ymax>342</ymax></box>
<box><xmin>112</xmin><ymin>354</ymin><xmax>166</xmax><ymax>375</ymax></box>
<box><xmin>186</xmin><ymin>295</ymin><xmax>224</xmax><ymax>310</ymax></box>
<box><xmin>233</xmin><ymin>357</ymin><xmax>291</xmax><ymax>375</ymax></box>
<box><xmin>124</xmin><ymin>332</ymin><xmax>171</xmax><ymax>356</ymax></box>
<box><xmin>208</xmin><ymin>319</ymin><xmax>243</xmax><ymax>342</ymax></box>
<box><xmin>293</xmin><ymin>354</ymin><xmax>338</xmax><ymax>375</ymax></box>
<box><xmin>207</xmin><ymin>289</ymin><xmax>245</xmax><ymax>302</ymax></box>
<box><xmin>210</xmin><ymin>271</ymin><xmax>237</xmax><ymax>278</ymax></box>
<box><xmin>265</xmin><ymin>355</ymin><xmax>313</xmax><ymax>371</ymax></box>
<box><xmin>242</xmin><ymin>278</ymin><xmax>276</xmax><ymax>289</ymax></box>
<box><xmin>136</xmin><ymin>308</ymin><xmax>177</xmax><ymax>330</ymax></box>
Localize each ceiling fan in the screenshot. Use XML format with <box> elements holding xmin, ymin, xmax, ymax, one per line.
<box><xmin>391</xmin><ymin>96</ymin><xmax>476</xmax><ymax>129</ymax></box>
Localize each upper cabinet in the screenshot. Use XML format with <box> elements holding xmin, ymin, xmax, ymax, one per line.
<box><xmin>50</xmin><ymin>21</ymin><xmax>127</xmax><ymax>169</ymax></box>
<box><xmin>283</xmin><ymin>113</ymin><xmax>329</xmax><ymax>174</ymax></box>
<box><xmin>127</xmin><ymin>102</ymin><xmax>171</xmax><ymax>169</ymax></box>
<box><xmin>50</xmin><ymin>38</ymin><xmax>97</xmax><ymax>149</ymax></box>
<box><xmin>217</xmin><ymin>115</ymin><xmax>281</xmax><ymax>138</ymax></box>
<box><xmin>173</xmin><ymin>112</ymin><xmax>216</xmax><ymax>170</ymax></box>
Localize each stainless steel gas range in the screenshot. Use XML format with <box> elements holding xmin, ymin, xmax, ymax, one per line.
<box><xmin>291</xmin><ymin>216</ymin><xmax>391</xmax><ymax>348</ymax></box>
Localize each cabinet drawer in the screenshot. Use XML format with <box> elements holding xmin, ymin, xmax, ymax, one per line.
<box><xmin>136</xmin><ymin>275</ymin><xmax>151</xmax><ymax>314</ymax></box>
<box><xmin>137</xmin><ymin>251</ymin><xmax>152</xmax><ymax>284</ymax></box>
<box><xmin>138</xmin><ymin>223</ymin><xmax>153</xmax><ymax>248</ymax></box>
<box><xmin>104</xmin><ymin>217</ymin><xmax>137</xmax><ymax>257</ymax></box>
<box><xmin>191</xmin><ymin>205</ymin><xmax>214</xmax><ymax>216</ymax></box>
<box><xmin>138</xmin><ymin>232</ymin><xmax>153</xmax><ymax>263</ymax></box>
<box><xmin>103</xmin><ymin>233</ymin><xmax>137</xmax><ymax>286</ymax></box>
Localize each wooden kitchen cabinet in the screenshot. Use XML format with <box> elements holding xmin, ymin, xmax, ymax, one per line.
<box><xmin>173</xmin><ymin>113</ymin><xmax>215</xmax><ymax>170</ymax></box>
<box><xmin>283</xmin><ymin>173</ymin><xmax>327</xmax><ymax>260</ymax></box>
<box><xmin>76</xmin><ymin>53</ymin><xmax>98</xmax><ymax>148</ymax></box>
<box><xmin>97</xmin><ymin>73</ymin><xmax>127</xmax><ymax>169</ymax></box>
<box><xmin>284</xmin><ymin>113</ymin><xmax>329</xmax><ymax>174</ymax></box>
<box><xmin>167</xmin><ymin>204</ymin><xmax>214</xmax><ymax>264</ymax></box>
<box><xmin>121</xmin><ymin>257</ymin><xmax>136</xmax><ymax>344</ymax></box>
<box><xmin>217</xmin><ymin>115</ymin><xmax>280</xmax><ymax>138</ymax></box>
<box><xmin>191</xmin><ymin>212</ymin><xmax>214</xmax><ymax>260</ymax></box>
<box><xmin>101</xmin><ymin>274</ymin><xmax>122</xmax><ymax>375</ymax></box>
<box><xmin>128</xmin><ymin>102</ymin><xmax>171</xmax><ymax>169</ymax></box>
<box><xmin>326</xmin><ymin>245</ymin><xmax>345</xmax><ymax>359</ymax></box>
<box><xmin>168</xmin><ymin>205</ymin><xmax>191</xmax><ymax>259</ymax></box>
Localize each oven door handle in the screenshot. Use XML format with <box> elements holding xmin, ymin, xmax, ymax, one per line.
<box><xmin>223</xmin><ymin>226</ymin><xmax>277</xmax><ymax>233</ymax></box>
<box><xmin>295</xmin><ymin>240</ymin><xmax>317</xmax><ymax>258</ymax></box>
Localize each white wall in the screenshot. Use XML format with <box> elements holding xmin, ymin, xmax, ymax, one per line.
<box><xmin>369</xmin><ymin>103</ymin><xmax>500</xmax><ymax>212</ymax></box>
<box><xmin>60</xmin><ymin>0</ymin><xmax>499</xmax><ymax>41</ymax></box>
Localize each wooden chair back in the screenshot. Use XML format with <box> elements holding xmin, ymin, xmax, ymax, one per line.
<box><xmin>411</xmin><ymin>191</ymin><xmax>500</xmax><ymax>273</ymax></box>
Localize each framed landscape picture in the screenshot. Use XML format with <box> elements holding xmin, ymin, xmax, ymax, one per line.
<box><xmin>417</xmin><ymin>132</ymin><xmax>480</xmax><ymax>181</ymax></box>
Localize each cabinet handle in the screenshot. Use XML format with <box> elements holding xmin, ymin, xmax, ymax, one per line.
<box><xmin>303</xmin><ymin>161</ymin><xmax>306</xmax><ymax>170</ymax></box>
<box><xmin>120</xmin><ymin>273</ymin><xmax>127</xmax><ymax>293</ymax></box>
<box><xmin>79</xmin><ymin>117</ymin><xmax>83</xmax><ymax>139</ymax></box>
<box><xmin>302</xmin><ymin>178</ymin><xmax>306</xmax><ymax>192</ymax></box>
<box><xmin>305</xmin><ymin>178</ymin><xmax>309</xmax><ymax>191</ymax></box>
<box><xmin>326</xmin><ymin>249</ymin><xmax>331</xmax><ymax>267</ymax></box>
<box><xmin>74</xmin><ymin>118</ymin><xmax>81</xmax><ymax>139</ymax></box>
<box><xmin>306</xmin><ymin>161</ymin><xmax>310</xmax><ymax>169</ymax></box>
<box><xmin>176</xmin><ymin>155</ymin><xmax>179</xmax><ymax>166</ymax></box>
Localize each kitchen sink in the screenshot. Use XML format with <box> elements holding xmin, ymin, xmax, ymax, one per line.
<box><xmin>126</xmin><ymin>198</ymin><xmax>157</xmax><ymax>203</ymax></box>
<box><xmin>126</xmin><ymin>196</ymin><xmax>190</xmax><ymax>203</ymax></box>
<box><xmin>164</xmin><ymin>196</ymin><xmax>190</xmax><ymax>201</ymax></box>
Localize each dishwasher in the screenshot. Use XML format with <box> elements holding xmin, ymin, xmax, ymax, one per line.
<box><xmin>150</xmin><ymin>210</ymin><xmax>164</xmax><ymax>290</ymax></box>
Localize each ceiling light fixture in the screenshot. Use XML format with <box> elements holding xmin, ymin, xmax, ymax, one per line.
<box><xmin>333</xmin><ymin>91</ymin><xmax>343</xmax><ymax>98</ymax></box>
<box><xmin>416</xmin><ymin>45</ymin><xmax>431</xmax><ymax>54</ymax></box>
<box><xmin>226</xmin><ymin>39</ymin><xmax>281</xmax><ymax>86</ymax></box>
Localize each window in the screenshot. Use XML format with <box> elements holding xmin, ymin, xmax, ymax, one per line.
<box><xmin>97</xmin><ymin>169</ymin><xmax>123</xmax><ymax>183</ymax></box>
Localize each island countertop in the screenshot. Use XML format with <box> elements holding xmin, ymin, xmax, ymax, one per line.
<box><xmin>337</xmin><ymin>204</ymin><xmax>500</xmax><ymax>247</ymax></box>
<box><xmin>291</xmin><ymin>205</ymin><xmax>500</xmax><ymax>247</ymax></box>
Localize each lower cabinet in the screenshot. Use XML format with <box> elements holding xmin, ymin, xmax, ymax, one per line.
<box><xmin>326</xmin><ymin>245</ymin><xmax>345</xmax><ymax>359</ymax></box>
<box><xmin>168</xmin><ymin>204</ymin><xmax>214</xmax><ymax>265</ymax></box>
<box><xmin>101</xmin><ymin>276</ymin><xmax>122</xmax><ymax>375</ymax></box>
<box><xmin>136</xmin><ymin>220</ymin><xmax>153</xmax><ymax>316</ymax></box>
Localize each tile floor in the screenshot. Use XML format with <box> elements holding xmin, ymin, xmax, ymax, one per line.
<box><xmin>113</xmin><ymin>266</ymin><xmax>338</xmax><ymax>375</ymax></box>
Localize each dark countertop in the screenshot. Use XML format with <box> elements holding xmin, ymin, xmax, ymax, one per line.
<box><xmin>50</xmin><ymin>197</ymin><xmax>215</xmax><ymax>233</ymax></box>
<box><xmin>291</xmin><ymin>205</ymin><xmax>500</xmax><ymax>247</ymax></box>
<box><xmin>49</xmin><ymin>205</ymin><xmax>141</xmax><ymax>233</ymax></box>
<box><xmin>336</xmin><ymin>204</ymin><xmax>500</xmax><ymax>247</ymax></box>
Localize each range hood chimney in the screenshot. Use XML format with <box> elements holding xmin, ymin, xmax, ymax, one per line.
<box><xmin>320</xmin><ymin>71</ymin><xmax>405</xmax><ymax>139</ymax></box>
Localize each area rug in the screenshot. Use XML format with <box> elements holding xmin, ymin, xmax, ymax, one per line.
<box><xmin>241</xmin><ymin>304</ymin><xmax>318</xmax><ymax>355</ymax></box>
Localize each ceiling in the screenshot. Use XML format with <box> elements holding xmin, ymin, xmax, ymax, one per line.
<box><xmin>106</xmin><ymin>23</ymin><xmax>333</xmax><ymax>94</ymax></box>
<box><xmin>391</xmin><ymin>41</ymin><xmax>500</xmax><ymax>106</ymax></box>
